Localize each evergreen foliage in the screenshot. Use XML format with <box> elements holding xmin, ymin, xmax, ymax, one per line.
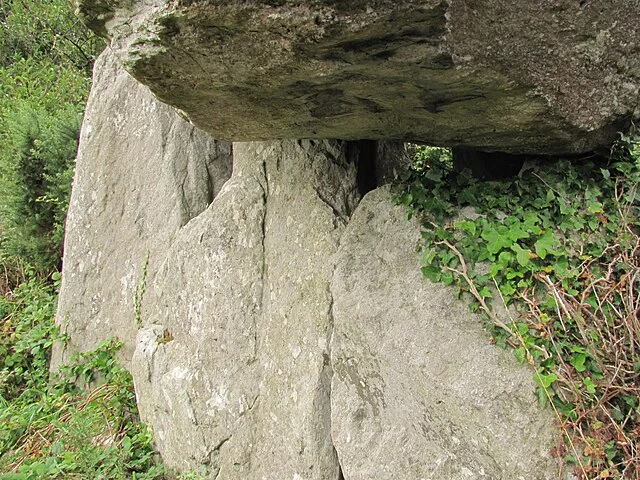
<box><xmin>0</xmin><ymin>0</ymin><xmax>102</xmax><ymax>275</ymax></box>
<box><xmin>0</xmin><ymin>106</ymin><xmax>80</xmax><ymax>272</ymax></box>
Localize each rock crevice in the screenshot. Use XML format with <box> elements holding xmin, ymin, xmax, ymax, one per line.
<box><xmin>53</xmin><ymin>49</ymin><xmax>232</xmax><ymax>366</ymax></box>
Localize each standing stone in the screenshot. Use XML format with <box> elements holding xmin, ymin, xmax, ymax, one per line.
<box><xmin>330</xmin><ymin>187</ymin><xmax>560</xmax><ymax>480</ymax></box>
<box><xmin>53</xmin><ymin>49</ymin><xmax>232</xmax><ymax>366</ymax></box>
<box><xmin>54</xmin><ymin>34</ymin><xmax>567</xmax><ymax>480</ymax></box>
<box><xmin>131</xmin><ymin>140</ymin><xmax>359</xmax><ymax>478</ymax></box>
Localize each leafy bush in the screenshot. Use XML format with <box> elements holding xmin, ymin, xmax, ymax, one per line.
<box><xmin>0</xmin><ymin>275</ymin><xmax>166</xmax><ymax>479</ymax></box>
<box><xmin>0</xmin><ymin>341</ymin><xmax>167</xmax><ymax>479</ymax></box>
<box><xmin>0</xmin><ymin>277</ymin><xmax>60</xmax><ymax>402</ymax></box>
<box><xmin>394</xmin><ymin>135</ymin><xmax>640</xmax><ymax>479</ymax></box>
<box><xmin>0</xmin><ymin>0</ymin><xmax>103</xmax><ymax>277</ymax></box>
<box><xmin>0</xmin><ymin>3</ymin><xmax>175</xmax><ymax>479</ymax></box>
<box><xmin>0</xmin><ymin>106</ymin><xmax>80</xmax><ymax>273</ymax></box>
<box><xmin>0</xmin><ymin>0</ymin><xmax>102</xmax><ymax>70</ymax></box>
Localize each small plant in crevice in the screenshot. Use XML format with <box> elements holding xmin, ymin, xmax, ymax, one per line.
<box><xmin>134</xmin><ymin>251</ymin><xmax>150</xmax><ymax>329</ymax></box>
<box><xmin>393</xmin><ymin>135</ymin><xmax>639</xmax><ymax>480</ymax></box>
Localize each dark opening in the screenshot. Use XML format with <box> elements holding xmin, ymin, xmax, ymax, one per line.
<box><xmin>356</xmin><ymin>140</ymin><xmax>378</xmax><ymax>195</ymax></box>
<box><xmin>452</xmin><ymin>148</ymin><xmax>526</xmax><ymax>180</ymax></box>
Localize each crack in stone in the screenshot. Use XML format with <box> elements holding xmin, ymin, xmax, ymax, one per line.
<box><xmin>253</xmin><ymin>148</ymin><xmax>270</xmax><ymax>364</ymax></box>
<box><xmin>325</xmin><ymin>161</ymin><xmax>358</xmax><ymax>480</ymax></box>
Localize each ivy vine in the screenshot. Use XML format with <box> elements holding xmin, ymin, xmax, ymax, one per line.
<box><xmin>394</xmin><ymin>134</ymin><xmax>640</xmax><ymax>479</ymax></box>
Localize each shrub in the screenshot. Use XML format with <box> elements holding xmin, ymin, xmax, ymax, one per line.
<box><xmin>0</xmin><ymin>106</ymin><xmax>80</xmax><ymax>274</ymax></box>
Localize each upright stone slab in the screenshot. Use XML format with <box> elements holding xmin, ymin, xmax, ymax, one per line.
<box><xmin>54</xmin><ymin>37</ymin><xmax>567</xmax><ymax>480</ymax></box>
<box><xmin>54</xmin><ymin>49</ymin><xmax>232</xmax><ymax>365</ymax></box>
<box><xmin>330</xmin><ymin>187</ymin><xmax>560</xmax><ymax>480</ymax></box>
<box><xmin>131</xmin><ymin>140</ymin><xmax>359</xmax><ymax>478</ymax></box>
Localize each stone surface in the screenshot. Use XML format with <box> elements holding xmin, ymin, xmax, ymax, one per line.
<box><xmin>131</xmin><ymin>140</ymin><xmax>359</xmax><ymax>478</ymax></box>
<box><xmin>76</xmin><ymin>0</ymin><xmax>640</xmax><ymax>153</ymax></box>
<box><xmin>330</xmin><ymin>187</ymin><xmax>560</xmax><ymax>480</ymax></box>
<box><xmin>53</xmin><ymin>48</ymin><xmax>232</xmax><ymax>366</ymax></box>
<box><xmin>55</xmin><ymin>46</ymin><xmax>565</xmax><ymax>479</ymax></box>
<box><xmin>128</xmin><ymin>143</ymin><xmax>561</xmax><ymax>478</ymax></box>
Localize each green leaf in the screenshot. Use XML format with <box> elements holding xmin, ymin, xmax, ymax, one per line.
<box><xmin>479</xmin><ymin>286</ymin><xmax>492</xmax><ymax>298</ymax></box>
<box><xmin>534</xmin><ymin>371</ymin><xmax>558</xmax><ymax>389</ymax></box>
<box><xmin>421</xmin><ymin>249</ymin><xmax>437</xmax><ymax>265</ymax></box>
<box><xmin>514</xmin><ymin>346</ymin><xmax>526</xmax><ymax>364</ymax></box>
<box><xmin>454</xmin><ymin>219</ymin><xmax>477</xmax><ymax>236</ymax></box>
<box><xmin>536</xmin><ymin>386</ymin><xmax>548</xmax><ymax>408</ymax></box>
<box><xmin>570</xmin><ymin>353</ymin><xmax>587</xmax><ymax>372</ymax></box>
<box><xmin>553</xmin><ymin>398</ymin><xmax>577</xmax><ymax>420</ymax></box>
<box><xmin>441</xmin><ymin>270</ymin><xmax>455</xmax><ymax>286</ymax></box>
<box><xmin>481</xmin><ymin>227</ymin><xmax>513</xmax><ymax>254</ymax></box>
<box><xmin>587</xmin><ymin>201</ymin><xmax>604</xmax><ymax>214</ymax></box>
<box><xmin>604</xmin><ymin>441</ymin><xmax>618</xmax><ymax>461</ymax></box>
<box><xmin>421</xmin><ymin>265</ymin><xmax>441</xmax><ymax>282</ymax></box>
<box><xmin>583</xmin><ymin>377</ymin><xmax>596</xmax><ymax>394</ymax></box>
<box><xmin>510</xmin><ymin>243</ymin><xmax>531</xmax><ymax>267</ymax></box>
<box><xmin>522</xmin><ymin>211</ymin><xmax>541</xmax><ymax>232</ymax></box>
<box><xmin>499</xmin><ymin>282</ymin><xmax>516</xmax><ymax>297</ymax></box>
<box><xmin>534</xmin><ymin>231</ymin><xmax>558</xmax><ymax>259</ymax></box>
<box><xmin>505</xmin><ymin>222</ymin><xmax>530</xmax><ymax>242</ymax></box>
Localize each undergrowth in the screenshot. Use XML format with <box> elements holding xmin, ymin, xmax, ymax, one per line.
<box><xmin>0</xmin><ymin>277</ymin><xmax>167</xmax><ymax>479</ymax></box>
<box><xmin>395</xmin><ymin>134</ymin><xmax>640</xmax><ymax>479</ymax></box>
<box><xmin>0</xmin><ymin>2</ymin><xmax>200</xmax><ymax>478</ymax></box>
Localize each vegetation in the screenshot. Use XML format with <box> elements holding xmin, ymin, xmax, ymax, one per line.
<box><xmin>0</xmin><ymin>1</ymin><xmax>192</xmax><ymax>478</ymax></box>
<box><xmin>0</xmin><ymin>0</ymin><xmax>102</xmax><ymax>275</ymax></box>
<box><xmin>395</xmin><ymin>135</ymin><xmax>640</xmax><ymax>479</ymax></box>
<box><xmin>0</xmin><ymin>286</ymin><xmax>165</xmax><ymax>478</ymax></box>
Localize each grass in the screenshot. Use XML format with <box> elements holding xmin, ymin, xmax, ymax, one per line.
<box><xmin>0</xmin><ymin>274</ymin><xmax>169</xmax><ymax>479</ymax></box>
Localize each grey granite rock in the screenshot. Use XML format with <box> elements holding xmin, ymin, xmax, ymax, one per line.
<box><xmin>76</xmin><ymin>0</ymin><xmax>640</xmax><ymax>153</ymax></box>
<box><xmin>330</xmin><ymin>187</ymin><xmax>561</xmax><ymax>480</ymax></box>
<box><xmin>53</xmin><ymin>49</ymin><xmax>232</xmax><ymax>366</ymax></box>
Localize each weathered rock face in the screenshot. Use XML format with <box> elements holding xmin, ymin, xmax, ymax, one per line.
<box><xmin>77</xmin><ymin>0</ymin><xmax>640</xmax><ymax>153</ymax></box>
<box><xmin>132</xmin><ymin>140</ymin><xmax>357</xmax><ymax>478</ymax></box>
<box><xmin>56</xmin><ymin>50</ymin><xmax>564</xmax><ymax>479</ymax></box>
<box><xmin>130</xmin><ymin>172</ymin><xmax>560</xmax><ymax>479</ymax></box>
<box><xmin>53</xmin><ymin>49</ymin><xmax>232</xmax><ymax>366</ymax></box>
<box><xmin>331</xmin><ymin>188</ymin><xmax>558</xmax><ymax>479</ymax></box>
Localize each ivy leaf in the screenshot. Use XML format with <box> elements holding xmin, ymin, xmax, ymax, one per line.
<box><xmin>587</xmin><ymin>201</ymin><xmax>604</xmax><ymax>214</ymax></box>
<box><xmin>522</xmin><ymin>211</ymin><xmax>542</xmax><ymax>233</ymax></box>
<box><xmin>510</xmin><ymin>243</ymin><xmax>531</xmax><ymax>267</ymax></box>
<box><xmin>422</xmin><ymin>265</ymin><xmax>441</xmax><ymax>283</ymax></box>
<box><xmin>536</xmin><ymin>387</ymin><xmax>548</xmax><ymax>408</ymax></box>
<box><xmin>506</xmin><ymin>222</ymin><xmax>529</xmax><ymax>242</ymax></box>
<box><xmin>570</xmin><ymin>353</ymin><xmax>587</xmax><ymax>372</ymax></box>
<box><xmin>479</xmin><ymin>286</ymin><xmax>492</xmax><ymax>298</ymax></box>
<box><xmin>421</xmin><ymin>249</ymin><xmax>437</xmax><ymax>265</ymax></box>
<box><xmin>514</xmin><ymin>346</ymin><xmax>526</xmax><ymax>364</ymax></box>
<box><xmin>534</xmin><ymin>371</ymin><xmax>558</xmax><ymax>389</ymax></box>
<box><xmin>534</xmin><ymin>231</ymin><xmax>558</xmax><ymax>259</ymax></box>
<box><xmin>499</xmin><ymin>282</ymin><xmax>516</xmax><ymax>297</ymax></box>
<box><xmin>583</xmin><ymin>377</ymin><xmax>597</xmax><ymax>394</ymax></box>
<box><xmin>481</xmin><ymin>227</ymin><xmax>513</xmax><ymax>254</ymax></box>
<box><xmin>546</xmin><ymin>189</ymin><xmax>556</xmax><ymax>203</ymax></box>
<box><xmin>441</xmin><ymin>270</ymin><xmax>455</xmax><ymax>286</ymax></box>
<box><xmin>454</xmin><ymin>220</ymin><xmax>477</xmax><ymax>236</ymax></box>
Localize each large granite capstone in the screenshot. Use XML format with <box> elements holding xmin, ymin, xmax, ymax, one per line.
<box><xmin>77</xmin><ymin>0</ymin><xmax>640</xmax><ymax>153</ymax></box>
